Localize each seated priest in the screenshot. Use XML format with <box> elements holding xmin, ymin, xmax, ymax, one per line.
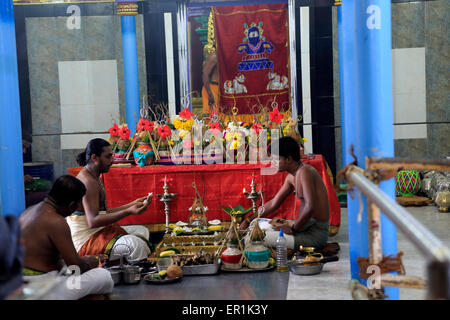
<box><xmin>239</xmin><ymin>136</ymin><xmax>330</xmax><ymax>250</ymax></box>
<box><xmin>66</xmin><ymin>138</ymin><xmax>153</xmax><ymax>263</ymax></box>
<box><xmin>19</xmin><ymin>175</ymin><xmax>114</xmax><ymax>300</ymax></box>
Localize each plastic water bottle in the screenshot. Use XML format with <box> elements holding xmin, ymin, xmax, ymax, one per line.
<box><xmin>276</xmin><ymin>229</ymin><xmax>288</xmax><ymax>272</ymax></box>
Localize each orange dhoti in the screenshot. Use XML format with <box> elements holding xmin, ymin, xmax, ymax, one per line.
<box><xmin>78</xmin><ymin>224</ymin><xmax>128</xmax><ymax>257</ymax></box>
<box><xmin>202</xmin><ymin>82</ymin><xmax>219</xmax><ymax>114</ymax></box>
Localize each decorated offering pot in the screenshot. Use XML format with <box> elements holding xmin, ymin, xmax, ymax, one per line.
<box><xmin>221</xmin><ymin>243</ymin><xmax>243</xmax><ymax>270</ymax></box>
<box><xmin>244</xmin><ymin>241</ymin><xmax>270</xmax><ymax>269</ymax></box>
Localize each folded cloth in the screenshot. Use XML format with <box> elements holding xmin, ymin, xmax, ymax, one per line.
<box><xmin>78</xmin><ymin>224</ymin><xmax>128</xmax><ymax>257</ymax></box>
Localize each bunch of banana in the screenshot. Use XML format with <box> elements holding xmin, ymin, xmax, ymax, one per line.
<box><xmin>153</xmin><ymin>269</ymin><xmax>167</xmax><ymax>280</ymax></box>
<box><xmin>159</xmin><ymin>248</ymin><xmax>180</xmax><ymax>257</ymax></box>
<box><xmin>208</xmin><ymin>225</ymin><xmax>222</xmax><ymax>231</ymax></box>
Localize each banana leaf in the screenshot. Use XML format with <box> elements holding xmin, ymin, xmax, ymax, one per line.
<box><xmin>220</xmin><ymin>204</ymin><xmax>252</xmax><ymax>217</ymax></box>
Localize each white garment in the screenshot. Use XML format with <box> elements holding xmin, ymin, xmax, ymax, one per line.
<box><xmin>245</xmin><ymin>218</ymin><xmax>295</xmax><ymax>249</ymax></box>
<box><xmin>262</xmin><ymin>229</ymin><xmax>296</xmax><ymax>249</ymax></box>
<box><xmin>23</xmin><ymin>267</ymin><xmax>114</xmax><ymax>300</ymax></box>
<box><xmin>66</xmin><ymin>212</ymin><xmax>107</xmax><ymax>252</ymax></box>
<box><xmin>109</xmin><ymin>225</ymin><xmax>151</xmax><ymax>262</ymax></box>
<box><xmin>66</xmin><ymin>213</ymin><xmax>151</xmax><ymax>261</ymax></box>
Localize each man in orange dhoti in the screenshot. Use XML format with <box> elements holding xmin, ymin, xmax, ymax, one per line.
<box><xmin>67</xmin><ymin>138</ymin><xmax>153</xmax><ymax>262</ymax></box>
<box><xmin>202</xmin><ymin>52</ymin><xmax>219</xmax><ymax>114</ymax></box>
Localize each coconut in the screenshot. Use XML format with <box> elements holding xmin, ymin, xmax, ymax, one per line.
<box><xmin>166</xmin><ymin>264</ymin><xmax>182</xmax><ymax>278</ymax></box>
<box><xmin>137</xmin><ymin>131</ymin><xmax>148</xmax><ymax>142</ymax></box>
<box><xmin>117</xmin><ymin>138</ymin><xmax>130</xmax><ymax>150</ymax></box>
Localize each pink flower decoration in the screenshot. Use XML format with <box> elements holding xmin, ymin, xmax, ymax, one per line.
<box><xmin>269</xmin><ymin>108</ymin><xmax>283</xmax><ymax>124</ymax></box>
<box><xmin>251</xmin><ymin>123</ymin><xmax>263</xmax><ymax>134</ymax></box>
<box><xmin>179</xmin><ymin>107</ymin><xmax>194</xmax><ymax>120</ymax></box>
<box><xmin>119</xmin><ymin>126</ymin><xmax>130</xmax><ymax>140</ymax></box>
<box><xmin>157</xmin><ymin>125</ymin><xmax>172</xmax><ymax>139</ymax></box>
<box><xmin>183</xmin><ymin>139</ymin><xmax>193</xmax><ymax>149</ymax></box>
<box><xmin>108</xmin><ymin>123</ymin><xmax>120</xmax><ymax>137</ymax></box>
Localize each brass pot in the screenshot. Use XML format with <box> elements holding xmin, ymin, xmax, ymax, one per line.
<box><xmin>435</xmin><ymin>190</ymin><xmax>450</xmax><ymax>212</ymax></box>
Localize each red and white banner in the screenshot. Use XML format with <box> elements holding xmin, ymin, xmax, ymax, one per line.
<box><xmin>214</xmin><ymin>4</ymin><xmax>290</xmax><ymax>116</ymax></box>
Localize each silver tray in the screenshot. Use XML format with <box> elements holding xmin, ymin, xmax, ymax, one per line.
<box><xmin>143</xmin><ymin>274</ymin><xmax>182</xmax><ymax>285</ymax></box>
<box><xmin>220</xmin><ymin>265</ymin><xmax>275</xmax><ymax>272</ymax></box>
<box><xmin>181</xmin><ymin>263</ymin><xmax>220</xmax><ymax>275</ymax></box>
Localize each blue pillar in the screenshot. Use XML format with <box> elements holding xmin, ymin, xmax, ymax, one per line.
<box><xmin>0</xmin><ymin>0</ymin><xmax>25</xmax><ymax>216</ymax></box>
<box><xmin>119</xmin><ymin>6</ymin><xmax>140</xmax><ymax>135</ymax></box>
<box><xmin>338</xmin><ymin>3</ymin><xmax>364</xmax><ymax>283</ymax></box>
<box><xmin>338</xmin><ymin>0</ymin><xmax>399</xmax><ymax>299</ymax></box>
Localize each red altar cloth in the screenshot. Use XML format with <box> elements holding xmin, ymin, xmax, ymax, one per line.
<box><xmin>101</xmin><ymin>155</ymin><xmax>340</xmax><ymax>227</ymax></box>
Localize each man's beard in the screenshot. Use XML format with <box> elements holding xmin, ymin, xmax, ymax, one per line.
<box><xmin>100</xmin><ymin>164</ymin><xmax>111</xmax><ymax>173</ymax></box>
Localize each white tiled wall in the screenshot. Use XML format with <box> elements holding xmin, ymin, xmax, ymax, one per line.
<box><xmin>392</xmin><ymin>47</ymin><xmax>427</xmax><ymax>139</ymax></box>
<box><xmin>58</xmin><ymin>60</ymin><xmax>120</xmax><ymax>149</ymax></box>
<box><xmin>300</xmin><ymin>6</ymin><xmax>313</xmax><ymax>154</ymax></box>
<box><xmin>165</xmin><ymin>12</ymin><xmax>177</xmax><ymax>117</ymax></box>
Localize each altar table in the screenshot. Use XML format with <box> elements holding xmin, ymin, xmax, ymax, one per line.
<box><xmin>101</xmin><ymin>155</ymin><xmax>341</xmax><ymax>229</ymax></box>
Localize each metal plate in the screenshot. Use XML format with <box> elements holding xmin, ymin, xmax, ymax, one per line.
<box><xmin>182</xmin><ymin>263</ymin><xmax>220</xmax><ymax>275</ymax></box>
<box><xmin>288</xmin><ymin>261</ymin><xmax>323</xmax><ymax>276</ymax></box>
<box><xmin>143</xmin><ymin>274</ymin><xmax>182</xmax><ymax>285</ymax></box>
<box><xmin>220</xmin><ymin>265</ymin><xmax>275</xmax><ymax>272</ymax></box>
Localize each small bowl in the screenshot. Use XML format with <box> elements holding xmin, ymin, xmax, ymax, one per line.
<box><xmin>122</xmin><ymin>265</ymin><xmax>141</xmax><ymax>285</ymax></box>
<box><xmin>107</xmin><ymin>267</ymin><xmax>122</xmax><ymax>286</ymax></box>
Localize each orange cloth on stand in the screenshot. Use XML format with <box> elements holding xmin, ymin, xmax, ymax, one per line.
<box><xmin>78</xmin><ymin>224</ymin><xmax>128</xmax><ymax>257</ymax></box>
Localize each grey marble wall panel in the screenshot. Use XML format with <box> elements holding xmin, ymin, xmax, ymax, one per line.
<box><xmin>424</xmin><ymin>0</ymin><xmax>450</xmax><ymax>158</ymax></box>
<box><xmin>32</xmin><ymin>134</ymin><xmax>63</xmax><ymax>180</ymax></box>
<box><xmin>62</xmin><ymin>148</ymin><xmax>84</xmax><ymax>173</ymax></box>
<box><xmin>85</xmin><ymin>16</ymin><xmax>117</xmax><ymax>61</ymax></box>
<box><xmin>394</xmin><ymin>138</ymin><xmax>428</xmax><ymax>159</ymax></box>
<box><xmin>54</xmin><ymin>17</ymin><xmax>88</xmax><ymax>61</ymax></box>
<box><xmin>427</xmin><ymin>123</ymin><xmax>450</xmax><ymax>159</ymax></box>
<box><xmin>26</xmin><ymin>17</ymin><xmax>61</xmax><ymax>136</ymax></box>
<box><xmin>25</xmin><ymin>14</ymin><xmax>147</xmax><ymax>177</ymax></box>
<box><xmin>331</xmin><ymin>7</ymin><xmax>343</xmax><ymax>173</ymax></box>
<box><xmin>425</xmin><ymin>1</ymin><xmax>450</xmax><ymax>105</ymax></box>
<box><xmin>391</xmin><ymin>2</ymin><xmax>425</xmax><ymax>49</ymax></box>
<box><xmin>136</xmin><ymin>15</ymin><xmax>148</xmax><ymax>111</ymax></box>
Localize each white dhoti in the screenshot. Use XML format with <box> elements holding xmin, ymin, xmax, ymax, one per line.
<box><xmin>66</xmin><ymin>212</ymin><xmax>151</xmax><ymax>262</ymax></box>
<box><xmin>109</xmin><ymin>225</ymin><xmax>151</xmax><ymax>262</ymax></box>
<box><xmin>23</xmin><ymin>267</ymin><xmax>114</xmax><ymax>300</ymax></box>
<box><xmin>245</xmin><ymin>218</ymin><xmax>295</xmax><ymax>249</ymax></box>
<box><xmin>246</xmin><ymin>218</ymin><xmax>328</xmax><ymax>250</ymax></box>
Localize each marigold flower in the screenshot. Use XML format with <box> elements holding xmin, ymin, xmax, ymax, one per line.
<box><xmin>230</xmin><ymin>140</ymin><xmax>241</xmax><ymax>150</ymax></box>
